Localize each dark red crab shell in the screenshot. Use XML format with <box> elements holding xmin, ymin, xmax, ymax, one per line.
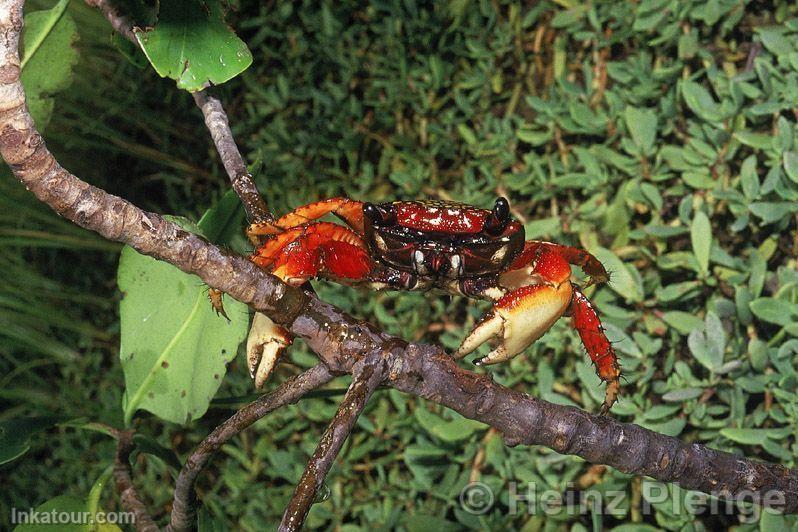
<box><xmin>362</xmin><ymin>198</ymin><xmax>525</xmax><ymax>278</ymax></box>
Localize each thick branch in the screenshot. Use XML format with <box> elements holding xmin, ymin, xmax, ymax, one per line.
<box><xmin>3</xmin><ymin>0</ymin><xmax>798</xmax><ymax>519</ymax></box>
<box><xmin>114</xmin><ymin>430</ymin><xmax>160</xmax><ymax>532</ymax></box>
<box><xmin>168</xmin><ymin>365</ymin><xmax>333</xmax><ymax>532</ymax></box>
<box><xmin>293</xmin><ymin>302</ymin><xmax>798</xmax><ymax>512</ymax></box>
<box><xmin>280</xmin><ymin>352</ymin><xmax>386</xmax><ymax>531</ymax></box>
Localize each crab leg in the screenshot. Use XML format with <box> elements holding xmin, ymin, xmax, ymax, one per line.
<box><xmin>247</xmin><ymin>197</ymin><xmax>365</xmax><ymax>244</ymax></box>
<box><xmin>568</xmin><ymin>287</ymin><xmax>621</xmax><ymax>413</ymax></box>
<box><xmin>508</xmin><ymin>241</ymin><xmax>609</xmax><ymax>286</ymax></box>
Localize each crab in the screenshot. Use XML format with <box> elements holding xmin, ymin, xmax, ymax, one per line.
<box><xmin>229</xmin><ymin>197</ymin><xmax>621</xmax><ymax>413</ymax></box>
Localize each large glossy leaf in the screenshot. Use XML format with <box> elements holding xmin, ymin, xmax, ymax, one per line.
<box><xmin>20</xmin><ymin>0</ymin><xmax>79</xmax><ymax>131</ymax></box>
<box><xmin>118</xmin><ymin>198</ymin><xmax>249</xmax><ymax>425</ymax></box>
<box><xmin>134</xmin><ymin>0</ymin><xmax>253</xmax><ymax>91</ymax></box>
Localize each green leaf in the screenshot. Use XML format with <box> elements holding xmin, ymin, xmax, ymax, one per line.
<box><xmin>20</xmin><ymin>0</ymin><xmax>78</xmax><ymax>130</ymax></box>
<box><xmin>135</xmin><ymin>0</ymin><xmax>253</xmax><ymax>91</ymax></box>
<box><xmin>414</xmin><ymin>407</ymin><xmax>486</xmax><ymax>443</ymax></box>
<box><xmin>690</xmin><ymin>211</ymin><xmax>711</xmax><ymax>276</ymax></box>
<box><xmin>662</xmin><ymin>311</ymin><xmax>704</xmax><ymax>335</ymax></box>
<box><xmin>0</xmin><ymin>416</ymin><xmax>61</xmax><ymax>465</ymax></box>
<box><xmin>749</xmin><ymin>202</ymin><xmax>798</xmax><ymax>224</ymax></box>
<box><xmin>783</xmin><ymin>151</ymin><xmax>798</xmax><ymax>183</ymax></box>
<box><xmin>756</xmin><ymin>27</ymin><xmax>795</xmax><ymax>56</ymax></box>
<box><xmin>624</xmin><ymin>106</ymin><xmax>657</xmax><ymax>154</ymax></box>
<box><xmin>688</xmin><ymin>321</ymin><xmax>723</xmax><ymax>372</ymax></box>
<box><xmin>750</xmin><ymin>298</ymin><xmax>798</xmax><ymax>326</ymax></box>
<box><xmin>720</xmin><ymin>428</ymin><xmax>769</xmax><ymax>445</ymax></box>
<box><xmin>118</xmin><ymin>202</ymin><xmax>249</xmax><ymax>425</ymax></box>
<box><xmin>681</xmin><ymin>80</ymin><xmax>721</xmax><ymax>122</ymax></box>
<box><xmin>590</xmin><ymin>247</ymin><xmax>643</xmax><ymax>303</ymax></box>
<box><xmin>740</xmin><ymin>155</ymin><xmax>760</xmax><ymax>199</ymax></box>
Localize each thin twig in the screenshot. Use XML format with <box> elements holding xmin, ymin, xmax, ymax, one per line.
<box><xmin>168</xmin><ymin>364</ymin><xmax>334</xmax><ymax>532</ymax></box>
<box><xmin>84</xmin><ymin>0</ymin><xmax>136</xmax><ymax>42</ymax></box>
<box><xmin>192</xmin><ymin>91</ymin><xmax>272</xmax><ymax>223</ymax></box>
<box><xmin>114</xmin><ymin>430</ymin><xmax>160</xmax><ymax>532</ymax></box>
<box><xmin>279</xmin><ymin>352</ymin><xmax>386</xmax><ymax>531</ymax></box>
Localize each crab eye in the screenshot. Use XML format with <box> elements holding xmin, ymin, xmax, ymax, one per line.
<box><xmin>364</xmin><ymin>203</ymin><xmax>397</xmax><ymax>226</ymax></box>
<box><xmin>483</xmin><ymin>197</ymin><xmax>510</xmax><ymax>235</ymax></box>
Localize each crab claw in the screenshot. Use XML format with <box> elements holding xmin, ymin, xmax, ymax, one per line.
<box><xmin>456</xmin><ymin>283</ymin><xmax>572</xmax><ymax>365</ymax></box>
<box><xmin>246</xmin><ymin>312</ymin><xmax>293</xmax><ymax>389</ymax></box>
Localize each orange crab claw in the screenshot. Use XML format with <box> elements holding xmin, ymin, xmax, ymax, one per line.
<box><xmin>456</xmin><ymin>242</ymin><xmax>622</xmax><ymax>412</ymax></box>
<box><xmin>252</xmin><ymin>222</ymin><xmax>372</xmax><ymax>286</ymax></box>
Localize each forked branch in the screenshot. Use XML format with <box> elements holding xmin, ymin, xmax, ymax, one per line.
<box><xmin>280</xmin><ymin>352</ymin><xmax>387</xmax><ymax>531</ymax></box>
<box><xmin>169</xmin><ymin>364</ymin><xmax>334</xmax><ymax>531</ymax></box>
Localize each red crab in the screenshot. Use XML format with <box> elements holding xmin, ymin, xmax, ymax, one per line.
<box><xmin>239</xmin><ymin>197</ymin><xmax>622</xmax><ymax>412</ymax></box>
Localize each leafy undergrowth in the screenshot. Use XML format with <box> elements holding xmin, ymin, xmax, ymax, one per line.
<box><xmin>3</xmin><ymin>0</ymin><xmax>798</xmax><ymax>530</ymax></box>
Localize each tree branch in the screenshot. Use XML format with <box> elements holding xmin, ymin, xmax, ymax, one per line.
<box><xmin>114</xmin><ymin>429</ymin><xmax>160</xmax><ymax>532</ymax></box>
<box><xmin>3</xmin><ymin>0</ymin><xmax>798</xmax><ymax>522</ymax></box>
<box><xmin>168</xmin><ymin>364</ymin><xmax>334</xmax><ymax>532</ymax></box>
<box><xmin>192</xmin><ymin>91</ymin><xmax>272</xmax><ymax>224</ymax></box>
<box><xmin>280</xmin><ymin>352</ymin><xmax>386</xmax><ymax>531</ymax></box>
<box><xmin>85</xmin><ymin>0</ymin><xmax>135</xmax><ymax>42</ymax></box>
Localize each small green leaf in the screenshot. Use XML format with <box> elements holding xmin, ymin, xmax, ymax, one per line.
<box><xmin>749</xmin><ymin>202</ymin><xmax>798</xmax><ymax>223</ymax></box>
<box><xmin>20</xmin><ymin>0</ymin><xmax>78</xmax><ymax>130</ymax></box>
<box><xmin>135</xmin><ymin>0</ymin><xmax>253</xmax><ymax>91</ymax></box>
<box><xmin>662</xmin><ymin>311</ymin><xmax>704</xmax><ymax>335</ymax></box>
<box><xmin>414</xmin><ymin>407</ymin><xmax>486</xmax><ymax>443</ymax></box>
<box><xmin>756</xmin><ymin>27</ymin><xmax>795</xmax><ymax>56</ymax></box>
<box><xmin>720</xmin><ymin>428</ymin><xmax>768</xmax><ymax>445</ymax></box>
<box><xmin>590</xmin><ymin>247</ymin><xmax>643</xmax><ymax>303</ymax></box>
<box><xmin>682</xmin><ymin>80</ymin><xmax>721</xmax><ymax>122</ymax></box>
<box><xmin>624</xmin><ymin>106</ymin><xmax>657</xmax><ymax>154</ymax></box>
<box><xmin>750</xmin><ymin>298</ymin><xmax>798</xmax><ymax>326</ymax></box>
<box><xmin>740</xmin><ymin>155</ymin><xmax>760</xmax><ymax>199</ymax></box>
<box><xmin>457</xmin><ymin>123</ymin><xmax>477</xmax><ymax>145</ymax></box>
<box><xmin>783</xmin><ymin>151</ymin><xmax>798</xmax><ymax>183</ymax></box>
<box><xmin>661</xmin><ymin>388</ymin><xmax>703</xmax><ymax>402</ymax></box>
<box><xmin>690</xmin><ymin>211</ymin><xmax>711</xmax><ymax>276</ymax></box>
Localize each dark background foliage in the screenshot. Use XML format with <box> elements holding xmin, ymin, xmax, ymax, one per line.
<box><xmin>2</xmin><ymin>0</ymin><xmax>798</xmax><ymax>529</ymax></box>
